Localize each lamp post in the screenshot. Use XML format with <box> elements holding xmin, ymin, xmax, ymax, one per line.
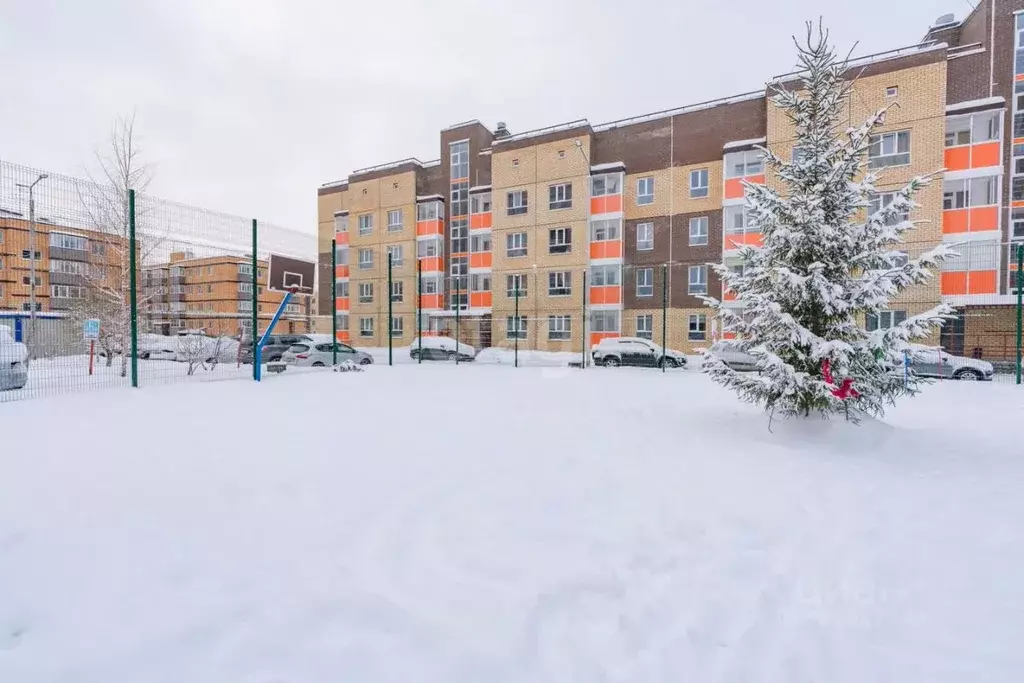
<box><xmin>16</xmin><ymin>173</ymin><xmax>48</xmax><ymax>355</ymax></box>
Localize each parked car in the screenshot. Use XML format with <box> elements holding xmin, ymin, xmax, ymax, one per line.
<box><xmin>409</xmin><ymin>337</ymin><xmax>476</xmax><ymax>362</ymax></box>
<box><xmin>591</xmin><ymin>337</ymin><xmax>688</xmax><ymax>368</ymax></box>
<box><xmin>282</xmin><ymin>341</ymin><xmax>373</xmax><ymax>367</ymax></box>
<box><xmin>0</xmin><ymin>326</ymin><xmax>29</xmax><ymax>391</ymax></box>
<box><xmin>908</xmin><ymin>346</ymin><xmax>994</xmax><ymax>381</ymax></box>
<box><xmin>238</xmin><ymin>334</ymin><xmax>316</xmax><ymax>364</ymax></box>
<box><xmin>705</xmin><ymin>341</ymin><xmax>759</xmax><ymax>372</ymax></box>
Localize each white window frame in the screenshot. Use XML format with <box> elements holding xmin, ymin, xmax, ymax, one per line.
<box><xmin>636</xmin><ymin>222</ymin><xmax>654</xmax><ymax>251</ymax></box>
<box><xmin>507</xmin><ymin>190</ymin><xmax>528</xmax><ymax>216</ymax></box>
<box><xmin>688</xmin><ymin>265</ymin><xmax>707</xmax><ymax>295</ymax></box>
<box><xmin>636</xmin><ymin>314</ymin><xmax>653</xmax><ymax>340</ymax></box>
<box><xmin>548</xmin><ymin>271</ymin><xmax>572</xmax><ymax>297</ymax></box>
<box><xmin>590</xmin><ymin>264</ymin><xmax>620</xmax><ymax>286</ymax></box>
<box><xmin>591</xmin><ymin>310</ymin><xmax>620</xmax><ymax>333</ymax></box>
<box><xmin>866</xmin><ymin>310</ymin><xmax>907</xmax><ymax>331</ymax></box>
<box><xmin>591</xmin><ymin>218</ymin><xmax>621</xmax><ymax>242</ymax></box>
<box><xmin>636</xmin><ymin>176</ymin><xmax>655</xmax><ymax>205</ymax></box>
<box><xmin>636</xmin><ymin>267</ymin><xmax>654</xmax><ymax>297</ymax></box>
<box><xmin>506</xmin><ymin>273</ymin><xmax>527</xmax><ymax>297</ymax></box>
<box><xmin>358</xmin><ymin>213</ymin><xmax>374</xmax><ymax>235</ymax></box>
<box><xmin>688</xmin><ymin>314</ymin><xmax>707</xmax><ymax>340</ymax></box>
<box><xmin>470</xmin><ymin>192</ymin><xmax>492</xmax><ymax>214</ymax></box>
<box><xmin>506</xmin><ymin>231</ymin><xmax>527</xmax><ymax>258</ymax></box>
<box><xmin>548</xmin><ymin>315</ymin><xmax>572</xmax><ymax>340</ymax></box>
<box><xmin>689</xmin><ymin>216</ymin><xmax>709</xmax><ymax>246</ymax></box>
<box><xmin>689</xmin><ymin>168</ymin><xmax>709</xmax><ymax>198</ymax></box>
<box><xmin>591</xmin><ymin>172</ymin><xmax>622</xmax><ymax>197</ymax></box>
<box><xmin>358</xmin><ymin>282</ymin><xmax>373</xmax><ymax>303</ymax></box>
<box><xmin>386</xmin><ymin>244</ymin><xmax>403</xmax><ymax>267</ymax></box>
<box><xmin>549</xmin><ymin>227</ymin><xmax>572</xmax><ymax>254</ymax></box>
<box><xmin>945</xmin><ymin>111</ymin><xmax>1001</xmax><ymax>148</ymax></box>
<box><xmin>868</xmin><ymin>130</ymin><xmax>911</xmax><ymax>168</ymax></box>
<box><xmin>506</xmin><ymin>315</ymin><xmax>527</xmax><ymax>340</ymax></box>
<box><xmin>390</xmin><ymin>280</ymin><xmax>404</xmax><ymax>302</ymax></box>
<box><xmin>387</xmin><ymin>209</ymin><xmax>403</xmax><ymax>232</ymax></box>
<box><xmin>358</xmin><ymin>248</ymin><xmax>374</xmax><ymax>269</ymax></box>
<box><xmin>390</xmin><ymin>316</ymin><xmax>404</xmax><ymax>337</ymax></box>
<box><xmin>549</xmin><ymin>183</ymin><xmax>572</xmax><ymax>210</ymax></box>
<box><xmin>724</xmin><ymin>150</ymin><xmax>764</xmax><ymax>178</ymax></box>
<box><xmin>360</xmin><ymin>317</ymin><xmax>374</xmax><ymax>337</ymax></box>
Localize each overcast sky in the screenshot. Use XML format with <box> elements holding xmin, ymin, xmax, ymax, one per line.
<box><xmin>1</xmin><ymin>0</ymin><xmax>969</xmax><ymax>234</ymax></box>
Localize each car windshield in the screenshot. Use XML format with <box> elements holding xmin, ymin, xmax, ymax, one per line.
<box><xmin>288</xmin><ymin>344</ymin><xmax>309</xmax><ymax>353</ymax></box>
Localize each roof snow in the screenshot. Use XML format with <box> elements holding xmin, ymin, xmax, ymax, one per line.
<box><xmin>946</xmin><ymin>96</ymin><xmax>1005</xmax><ymax>113</ymax></box>
<box><xmin>590</xmin><ymin>162</ymin><xmax>625</xmax><ymax>172</ymax></box>
<box><xmin>416</xmin><ymin>194</ymin><xmax>444</xmax><ymax>202</ymax></box>
<box><xmin>724</xmin><ymin>137</ymin><xmax>767</xmax><ymax>150</ymax></box>
<box><xmin>468</xmin><ymin>185</ymin><xmax>492</xmax><ymax>193</ymax></box>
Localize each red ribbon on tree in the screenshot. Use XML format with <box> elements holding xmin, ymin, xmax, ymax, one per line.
<box><xmin>822</xmin><ymin>358</ymin><xmax>860</xmax><ymax>400</ymax></box>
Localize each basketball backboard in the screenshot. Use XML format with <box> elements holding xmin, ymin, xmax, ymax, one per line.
<box><xmin>267</xmin><ymin>254</ymin><xmax>315</xmax><ymax>295</ymax></box>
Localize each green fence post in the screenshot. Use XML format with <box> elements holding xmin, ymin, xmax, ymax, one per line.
<box><xmin>581</xmin><ymin>270</ymin><xmax>587</xmax><ymax>369</ymax></box>
<box><xmin>388</xmin><ymin>252</ymin><xmax>393</xmax><ymax>367</ymax></box>
<box><xmin>514</xmin><ymin>283</ymin><xmax>520</xmax><ymax>368</ymax></box>
<box><xmin>251</xmin><ymin>219</ymin><xmax>258</xmax><ymax>381</ymax></box>
<box><xmin>1016</xmin><ymin>243</ymin><xmax>1023</xmax><ymax>385</ymax></box>
<box><xmin>416</xmin><ymin>258</ymin><xmax>422</xmax><ymax>364</ymax></box>
<box><xmin>662</xmin><ymin>263</ymin><xmax>668</xmax><ymax>373</ymax></box>
<box><xmin>455</xmin><ymin>275</ymin><xmax>461</xmax><ymax>365</ymax></box>
<box><xmin>128</xmin><ymin>189</ymin><xmax>138</xmax><ymax>388</ymax></box>
<box><xmin>331</xmin><ymin>238</ymin><xmax>338</xmax><ymax>366</ymax></box>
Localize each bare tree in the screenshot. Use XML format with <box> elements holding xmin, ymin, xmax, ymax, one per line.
<box><xmin>70</xmin><ymin>113</ymin><xmax>164</xmax><ymax>376</ymax></box>
<box><xmin>176</xmin><ymin>333</ymin><xmax>228</xmax><ymax>376</ymax></box>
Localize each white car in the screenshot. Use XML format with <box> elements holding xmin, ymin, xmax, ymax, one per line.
<box><xmin>706</xmin><ymin>341</ymin><xmax>759</xmax><ymax>372</ymax></box>
<box><xmin>0</xmin><ymin>325</ymin><xmax>29</xmax><ymax>391</ymax></box>
<box><xmin>591</xmin><ymin>337</ymin><xmax>687</xmax><ymax>368</ymax></box>
<box><xmin>906</xmin><ymin>345</ymin><xmax>994</xmax><ymax>381</ymax></box>
<box><xmin>409</xmin><ymin>337</ymin><xmax>476</xmax><ymax>361</ymax></box>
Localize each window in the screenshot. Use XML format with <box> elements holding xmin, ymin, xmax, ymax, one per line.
<box><xmin>591</xmin><ymin>173</ymin><xmax>622</xmax><ymax>196</ymax></box>
<box><xmin>689</xmin><ymin>216</ymin><xmax>709</xmax><ymax>246</ymax></box>
<box><xmin>21</xmin><ymin>250</ymin><xmax>41</xmax><ymax>260</ymax></box>
<box><xmin>238</xmin><ymin>263</ymin><xmax>252</xmax><ymax>276</ymax></box>
<box><xmin>334</xmin><ymin>213</ymin><xmax>349</xmax><ymax>233</ymax></box>
<box><xmin>548</xmin><ymin>271</ymin><xmax>572</xmax><ymax>296</ymax></box>
<box><xmin>636</xmin><ymin>222</ymin><xmax>654</xmax><ymax>250</ymax></box>
<box><xmin>417</xmin><ymin>238</ymin><xmax>440</xmax><ymax>258</ymax></box>
<box><xmin>239</xmin><ymin>282</ymin><xmax>253</xmax><ymax>294</ymax></box>
<box><xmin>450</xmin><ymin>218</ymin><xmax>469</xmax><ymax>253</ymax></box>
<box><xmin>636</xmin><ymin>267</ymin><xmax>653</xmax><ymax>296</ymax></box>
<box><xmin>22</xmin><ymin>275</ymin><xmax>41</xmax><ymax>286</ymax></box>
<box><xmin>549</xmin><ymin>227</ymin><xmax>572</xmax><ymax>254</ymax></box>
<box><xmin>50</xmin><ymin>259</ymin><xmax>87</xmax><ymax>275</ymax></box>
<box><xmin>0</xmin><ymin>256</ymin><xmax>4</xmax><ymax>270</ymax></box>
<box><xmin>945</xmin><ymin>116</ymin><xmax>972</xmax><ymax>147</ymax></box>
<box><xmin>866</xmin><ymin>310</ymin><xmax>908</xmax><ymax>331</ymax></box>
<box><xmin>591</xmin><ymin>218</ymin><xmax>621</xmax><ymax>241</ymax></box>
<box><xmin>358</xmin><ymin>214</ymin><xmax>373</xmax><ymax>235</ymax></box>
<box><xmin>689</xmin><ymin>168</ymin><xmax>709</xmax><ymax>198</ymax></box>
<box><xmin>943</xmin><ymin>182</ymin><xmax>968</xmax><ymax>210</ymax></box>
<box><xmin>238</xmin><ymin>300</ymin><xmax>253</xmax><ymax>312</ymax></box>
<box><xmin>359</xmin><ymin>282</ymin><xmax>373</xmax><ymax>303</ymax></box>
<box><xmin>387</xmin><ymin>209</ymin><xmax>403</xmax><ymax>232</ymax></box>
<box><xmin>724</xmin><ymin>206</ymin><xmax>752</xmax><ymax>233</ymax></box>
<box><xmin>507</xmin><ymin>190</ymin><xmax>528</xmax><ymax>216</ymax></box>
<box><xmin>512</xmin><ymin>158</ymin><xmax>519</xmax><ymax>167</ymax></box>
<box><xmin>22</xmin><ymin>302</ymin><xmax>42</xmax><ymax>312</ymax></box>
<box><xmin>470</xmin><ymin>273</ymin><xmax>490</xmax><ymax>293</ymax></box>
<box><xmin>336</xmin><ymin>314</ymin><xmax>349</xmax><ymax>331</ymax></box>
<box><xmin>945</xmin><ymin>112</ymin><xmax>1001</xmax><ymax>147</ymax></box>
<box><xmin>636</xmin><ymin>314</ymin><xmax>653</xmax><ymax>340</ymax></box>
<box><xmin>391</xmin><ymin>281</ymin><xmax>404</xmax><ymax>302</ymax></box>
<box><xmin>421</xmin><ymin>275</ymin><xmax>440</xmax><ymax>294</ymax></box>
<box><xmin>450</xmin><ymin>257</ymin><xmax>468</xmax><ymax>308</ymax></box>
<box><xmin>451</xmin><ymin>181</ymin><xmax>469</xmax><ymax>216</ymax></box>
<box><xmin>49</xmin><ymin>232</ymin><xmax>87</xmax><ymax>250</ymax></box>
<box><xmin>688</xmin><ymin>265</ymin><xmax>707</xmax><ymax>294</ymax></box>
<box><xmin>688</xmin><ymin>314</ymin><xmax>707</xmax><ymax>341</ymax></box>
<box><xmin>591</xmin><ymin>310</ymin><xmax>619</xmax><ymax>333</ymax></box>
<box><xmin>941</xmin><ymin>240</ymin><xmax>999</xmax><ymax>272</ymax></box>
<box><xmin>0</xmin><ymin>229</ymin><xmax>4</xmax><ymax>244</ymax></box>
<box><xmin>450</xmin><ymin>141</ymin><xmax>469</xmax><ymax>180</ymax></box>
<box><xmin>506</xmin><ymin>273</ymin><xmax>527</xmax><ymax>297</ymax></box>
<box><xmin>91</xmin><ymin>243</ymin><xmax>106</xmax><ymax>257</ymax></box>
<box><xmin>886</xmin><ymin>86</ymin><xmax>899</xmax><ymax>98</ymax></box>
<box><xmin>386</xmin><ymin>244</ymin><xmax>403</xmax><ymax>267</ymax></box>
<box><xmin>417</xmin><ymin>202</ymin><xmax>441</xmax><ymax>221</ymax></box>
<box><xmin>725</xmin><ymin>150</ymin><xmax>764</xmax><ymax>178</ymax></box>
<box><xmin>335</xmin><ymin>281</ymin><xmax>349</xmax><ymax>298</ymax></box>
<box><xmin>549</xmin><ymin>183</ymin><xmax>572</xmax><ymax>210</ymax></box>
<box><xmin>636</xmin><ymin>177</ymin><xmax>655</xmax><ymax>205</ymax></box>
<box><xmin>942</xmin><ymin>177</ymin><xmax>998</xmax><ymax>210</ymax></box>
<box><xmin>506</xmin><ymin>232</ymin><xmax>527</xmax><ymax>257</ymax></box>
<box><xmin>470</xmin><ymin>232</ymin><xmax>491</xmax><ymax>254</ymax></box>
<box><xmin>1013</xmin><ymin>208</ymin><xmax>1024</xmax><ymax>239</ymax></box>
<box><xmin>590</xmin><ymin>264</ymin><xmax>620</xmax><ymax>286</ymax></box>
<box><xmin>507</xmin><ymin>316</ymin><xmax>527</xmax><ymax>339</ymax></box>
<box><xmin>360</xmin><ymin>318</ymin><xmax>374</xmax><ymax>337</ymax></box>
<box><xmin>470</xmin><ymin>192</ymin><xmax>492</xmax><ymax>214</ymax></box>
<box><xmin>358</xmin><ymin>248</ymin><xmax>374</xmax><ymax>269</ymax></box>
<box><xmin>548</xmin><ymin>315</ymin><xmax>571</xmax><ymax>340</ymax></box>
<box><xmin>868</xmin><ymin>131</ymin><xmax>911</xmax><ymax>168</ymax></box>
<box><xmin>50</xmin><ymin>284</ymin><xmax>85</xmax><ymax>299</ymax></box>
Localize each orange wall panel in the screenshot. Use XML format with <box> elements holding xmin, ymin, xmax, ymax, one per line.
<box><xmin>590</xmin><ymin>285</ymin><xmax>622</xmax><ymax>305</ymax></box>
<box><xmin>971</xmin><ymin>141</ymin><xmax>1000</xmax><ymax>168</ymax></box>
<box><xmin>723</xmin><ymin>289</ymin><xmax>737</xmax><ymax>301</ymax></box>
<box><xmin>589</xmin><ymin>240</ymin><xmax>623</xmax><ymax>260</ymax></box>
<box><xmin>469</xmin><ymin>292</ymin><xmax>492</xmax><ymax>308</ymax></box>
<box><xmin>336</xmin><ymin>331</ymin><xmax>350</xmax><ymax>342</ymax></box>
<box><xmin>470</xmin><ymin>213</ymin><xmax>492</xmax><ymax>229</ymax></box>
<box><xmin>724</xmin><ymin>232</ymin><xmax>762</xmax><ymax>250</ymax></box>
<box><xmin>590</xmin><ymin>196</ymin><xmax>606</xmax><ymax>215</ymax></box>
<box><xmin>604</xmin><ymin>194</ymin><xmax>622</xmax><ymax>213</ymax></box>
<box><xmin>416</xmin><ymin>220</ymin><xmax>443</xmax><ymax>236</ymax></box>
<box><xmin>335</xmin><ymin>265</ymin><xmax>349</xmax><ymax>278</ymax></box>
<box><xmin>590</xmin><ymin>331</ymin><xmax>619</xmax><ymax>347</ymax></box>
<box><xmin>969</xmin><ymin>270</ymin><xmax>998</xmax><ymax>294</ymax></box>
<box><xmin>335</xmin><ymin>298</ymin><xmax>350</xmax><ymax>312</ymax></box>
<box><xmin>469</xmin><ymin>252</ymin><xmax>492</xmax><ymax>269</ymax></box>
<box><xmin>419</xmin><ymin>257</ymin><xmax>443</xmax><ymax>272</ymax></box>
<box><xmin>941</xmin><ymin>271</ymin><xmax>968</xmax><ymax>295</ymax></box>
<box><xmin>942</xmin><ymin>209</ymin><xmax>969</xmax><ymax>234</ymax></box>
<box><xmin>421</xmin><ymin>293</ymin><xmax>443</xmax><ymax>309</ymax></box>
<box><xmin>724</xmin><ymin>177</ymin><xmax>745</xmax><ymax>200</ymax></box>
<box><xmin>943</xmin><ymin>146</ymin><xmax>970</xmax><ymax>171</ymax></box>
<box><xmin>335</xmin><ymin>232</ymin><xmax>349</xmax><ymax>245</ymax></box>
<box><xmin>968</xmin><ymin>206</ymin><xmax>999</xmax><ymax>232</ymax></box>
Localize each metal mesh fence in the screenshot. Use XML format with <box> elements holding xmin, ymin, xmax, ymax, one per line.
<box><xmin>1</xmin><ymin>160</ymin><xmax>317</xmax><ymax>402</ymax></box>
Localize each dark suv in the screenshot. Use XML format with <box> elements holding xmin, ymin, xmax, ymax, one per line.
<box><xmin>238</xmin><ymin>334</ymin><xmax>314</xmax><ymax>364</ymax></box>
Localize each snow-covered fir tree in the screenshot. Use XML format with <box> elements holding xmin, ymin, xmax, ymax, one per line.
<box><xmin>702</xmin><ymin>24</ymin><xmax>953</xmax><ymax>420</ymax></box>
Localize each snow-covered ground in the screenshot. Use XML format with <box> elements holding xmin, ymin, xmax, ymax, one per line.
<box><xmin>1</xmin><ymin>366</ymin><xmax>1023</xmax><ymax>681</ymax></box>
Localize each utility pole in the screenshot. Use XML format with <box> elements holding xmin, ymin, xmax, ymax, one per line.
<box><xmin>17</xmin><ymin>173</ymin><xmax>48</xmax><ymax>356</ymax></box>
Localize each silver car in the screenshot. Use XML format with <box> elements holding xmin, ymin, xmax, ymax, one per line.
<box><xmin>0</xmin><ymin>340</ymin><xmax>29</xmax><ymax>391</ymax></box>
<box><xmin>282</xmin><ymin>341</ymin><xmax>373</xmax><ymax>367</ymax></box>
<box><xmin>706</xmin><ymin>341</ymin><xmax>759</xmax><ymax>372</ymax></box>
<box><xmin>907</xmin><ymin>347</ymin><xmax>994</xmax><ymax>381</ymax></box>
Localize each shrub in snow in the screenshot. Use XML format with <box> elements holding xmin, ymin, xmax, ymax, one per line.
<box><xmin>334</xmin><ymin>360</ymin><xmax>364</xmax><ymax>373</ymax></box>
<box><xmin>702</xmin><ymin>24</ymin><xmax>952</xmax><ymax>420</ymax></box>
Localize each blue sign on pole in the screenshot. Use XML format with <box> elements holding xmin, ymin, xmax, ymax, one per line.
<box><xmin>83</xmin><ymin>319</ymin><xmax>101</xmax><ymax>340</ymax></box>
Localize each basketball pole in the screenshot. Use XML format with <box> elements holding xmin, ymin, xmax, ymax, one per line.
<box><xmin>387</xmin><ymin>252</ymin><xmax>393</xmax><ymax>367</ymax></box>
<box><xmin>331</xmin><ymin>237</ymin><xmax>337</xmax><ymax>367</ymax></box>
<box><xmin>416</xmin><ymin>258</ymin><xmax>422</xmax><ymax>364</ymax></box>
<box><xmin>251</xmin><ymin>219</ymin><xmax>259</xmax><ymax>381</ymax></box>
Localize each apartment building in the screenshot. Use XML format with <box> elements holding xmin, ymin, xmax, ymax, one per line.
<box><xmin>0</xmin><ymin>210</ymin><xmax>130</xmax><ymax>313</ymax></box>
<box><xmin>316</xmin><ymin>1</ymin><xmax>1024</xmax><ymax>360</ymax></box>
<box><xmin>142</xmin><ymin>252</ymin><xmax>310</xmax><ymax>337</ymax></box>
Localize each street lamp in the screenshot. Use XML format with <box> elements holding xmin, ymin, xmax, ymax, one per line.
<box><xmin>16</xmin><ymin>173</ymin><xmax>48</xmax><ymax>354</ymax></box>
